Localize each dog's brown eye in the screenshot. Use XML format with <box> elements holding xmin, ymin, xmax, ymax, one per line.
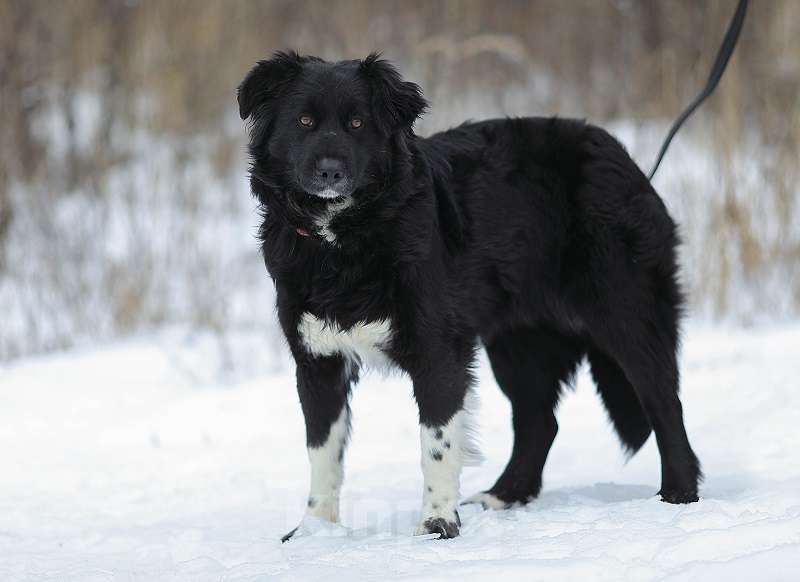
<box><xmin>299</xmin><ymin>115</ymin><xmax>314</xmax><ymax>128</ymax></box>
<box><xmin>350</xmin><ymin>117</ymin><xmax>363</xmax><ymax>129</ymax></box>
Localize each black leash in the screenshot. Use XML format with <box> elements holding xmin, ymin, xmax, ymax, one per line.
<box><xmin>648</xmin><ymin>0</ymin><xmax>749</xmax><ymax>181</ymax></box>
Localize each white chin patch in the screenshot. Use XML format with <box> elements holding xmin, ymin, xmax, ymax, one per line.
<box><xmin>311</xmin><ymin>188</ymin><xmax>345</xmax><ymax>200</ymax></box>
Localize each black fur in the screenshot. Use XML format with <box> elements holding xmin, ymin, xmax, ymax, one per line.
<box><xmin>239</xmin><ymin>52</ymin><xmax>701</xmax><ymax>536</ymax></box>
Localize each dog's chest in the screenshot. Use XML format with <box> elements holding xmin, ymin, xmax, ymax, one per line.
<box><xmin>297</xmin><ymin>312</ymin><xmax>395</xmax><ymax>371</ymax></box>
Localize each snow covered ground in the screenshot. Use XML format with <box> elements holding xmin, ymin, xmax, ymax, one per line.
<box><xmin>1</xmin><ymin>323</ymin><xmax>799</xmax><ymax>581</ymax></box>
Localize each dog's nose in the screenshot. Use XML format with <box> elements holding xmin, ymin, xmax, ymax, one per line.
<box><xmin>315</xmin><ymin>157</ymin><xmax>345</xmax><ymax>186</ymax></box>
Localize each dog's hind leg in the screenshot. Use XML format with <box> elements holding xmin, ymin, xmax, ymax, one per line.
<box><xmin>588</xmin><ymin>316</ymin><xmax>701</xmax><ymax>504</ymax></box>
<box><xmin>464</xmin><ymin>327</ymin><xmax>584</xmax><ymax>509</ymax></box>
<box><xmin>281</xmin><ymin>353</ymin><xmax>357</xmax><ymax>542</ymax></box>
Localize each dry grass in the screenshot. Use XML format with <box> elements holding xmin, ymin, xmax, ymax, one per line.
<box><xmin>0</xmin><ymin>0</ymin><xmax>797</xmax><ymax>359</ymax></box>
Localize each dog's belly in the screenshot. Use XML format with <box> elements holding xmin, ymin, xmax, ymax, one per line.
<box><xmin>297</xmin><ymin>312</ymin><xmax>395</xmax><ymax>371</ymax></box>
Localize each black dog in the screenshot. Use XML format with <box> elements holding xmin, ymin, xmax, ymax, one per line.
<box><xmin>238</xmin><ymin>52</ymin><xmax>701</xmax><ymax>541</ymax></box>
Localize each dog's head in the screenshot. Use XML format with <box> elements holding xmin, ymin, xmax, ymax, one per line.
<box><xmin>238</xmin><ymin>52</ymin><xmax>427</xmax><ymax>202</ymax></box>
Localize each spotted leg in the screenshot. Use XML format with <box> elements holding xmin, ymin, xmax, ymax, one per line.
<box><xmin>281</xmin><ymin>354</ymin><xmax>356</xmax><ymax>542</ymax></box>
<box><xmin>410</xmin><ymin>349</ymin><xmax>477</xmax><ymax>539</ymax></box>
<box><xmin>415</xmin><ymin>409</ymin><xmax>472</xmax><ymax>538</ymax></box>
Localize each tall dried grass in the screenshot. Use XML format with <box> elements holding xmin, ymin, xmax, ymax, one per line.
<box><xmin>1</xmin><ymin>0</ymin><xmax>797</xmax><ymax>359</ymax></box>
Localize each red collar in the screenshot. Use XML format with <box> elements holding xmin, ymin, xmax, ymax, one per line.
<box><xmin>296</xmin><ymin>227</ymin><xmax>311</xmax><ymax>237</ymax></box>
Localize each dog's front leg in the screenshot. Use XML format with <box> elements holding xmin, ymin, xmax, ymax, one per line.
<box><xmin>282</xmin><ymin>354</ymin><xmax>356</xmax><ymax>542</ymax></box>
<box><xmin>411</xmin><ymin>363</ymin><xmax>474</xmax><ymax>539</ymax></box>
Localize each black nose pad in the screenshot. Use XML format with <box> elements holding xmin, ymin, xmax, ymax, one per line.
<box><xmin>315</xmin><ymin>157</ymin><xmax>345</xmax><ymax>186</ymax></box>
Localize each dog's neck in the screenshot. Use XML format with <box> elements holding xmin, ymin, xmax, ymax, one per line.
<box><xmin>255</xmin><ymin>147</ymin><xmax>436</xmax><ymax>252</ymax></box>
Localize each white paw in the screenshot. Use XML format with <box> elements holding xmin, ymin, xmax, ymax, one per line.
<box><xmin>306</xmin><ymin>494</ymin><xmax>339</xmax><ymax>523</ymax></box>
<box><xmin>461</xmin><ymin>492</ymin><xmax>508</xmax><ymax>510</ymax></box>
<box><xmin>281</xmin><ymin>515</ymin><xmax>348</xmax><ymax>543</ymax></box>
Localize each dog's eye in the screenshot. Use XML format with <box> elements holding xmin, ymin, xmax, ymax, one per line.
<box><xmin>298</xmin><ymin>115</ymin><xmax>315</xmax><ymax>128</ymax></box>
<box><xmin>350</xmin><ymin>117</ymin><xmax>363</xmax><ymax>130</ymax></box>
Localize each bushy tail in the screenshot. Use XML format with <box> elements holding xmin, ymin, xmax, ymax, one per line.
<box><xmin>588</xmin><ymin>349</ymin><xmax>651</xmax><ymax>455</ymax></box>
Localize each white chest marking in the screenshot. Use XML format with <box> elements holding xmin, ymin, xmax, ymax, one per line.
<box><xmin>297</xmin><ymin>312</ymin><xmax>395</xmax><ymax>371</ymax></box>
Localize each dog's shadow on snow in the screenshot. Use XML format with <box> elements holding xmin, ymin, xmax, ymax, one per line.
<box><xmin>534</xmin><ymin>482</ymin><xmax>656</xmax><ymax>507</ymax></box>
<box><xmin>332</xmin><ymin>483</ymin><xmax>660</xmax><ymax>539</ymax></box>
<box><xmin>298</xmin><ymin>480</ymin><xmax>755</xmax><ymax>541</ymax></box>
<box><xmin>385</xmin><ymin>484</ymin><xmax>655</xmax><ymax>536</ymax></box>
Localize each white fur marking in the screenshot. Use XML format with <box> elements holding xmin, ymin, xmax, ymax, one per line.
<box><xmin>313</xmin><ymin>197</ymin><xmax>353</xmax><ymax>243</ymax></box>
<box><xmin>297</xmin><ymin>312</ymin><xmax>394</xmax><ymax>371</ymax></box>
<box><xmin>311</xmin><ymin>188</ymin><xmax>345</xmax><ymax>200</ymax></box>
<box><xmin>462</xmin><ymin>491</ymin><xmax>508</xmax><ymax>510</ymax></box>
<box><xmin>306</xmin><ymin>406</ymin><xmax>349</xmax><ymax>523</ymax></box>
<box><xmin>415</xmin><ymin>410</ymin><xmax>471</xmax><ymax>535</ymax></box>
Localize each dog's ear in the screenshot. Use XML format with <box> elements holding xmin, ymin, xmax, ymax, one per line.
<box><xmin>359</xmin><ymin>53</ymin><xmax>428</xmax><ymax>133</ymax></box>
<box><xmin>237</xmin><ymin>51</ymin><xmax>304</xmax><ymax>120</ymax></box>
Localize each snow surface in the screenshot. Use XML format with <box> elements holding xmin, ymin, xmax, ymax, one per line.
<box><xmin>1</xmin><ymin>324</ymin><xmax>799</xmax><ymax>581</ymax></box>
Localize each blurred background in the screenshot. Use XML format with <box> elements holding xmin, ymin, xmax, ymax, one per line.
<box><xmin>1</xmin><ymin>0</ymin><xmax>798</xmax><ymax>361</ymax></box>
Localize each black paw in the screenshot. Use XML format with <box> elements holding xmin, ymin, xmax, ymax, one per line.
<box><xmin>422</xmin><ymin>517</ymin><xmax>460</xmax><ymax>539</ymax></box>
<box><xmin>417</xmin><ymin>510</ymin><xmax>461</xmax><ymax>539</ymax></box>
<box><xmin>659</xmin><ymin>489</ymin><xmax>699</xmax><ymax>504</ymax></box>
<box><xmin>280</xmin><ymin>526</ymin><xmax>299</xmax><ymax>543</ymax></box>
